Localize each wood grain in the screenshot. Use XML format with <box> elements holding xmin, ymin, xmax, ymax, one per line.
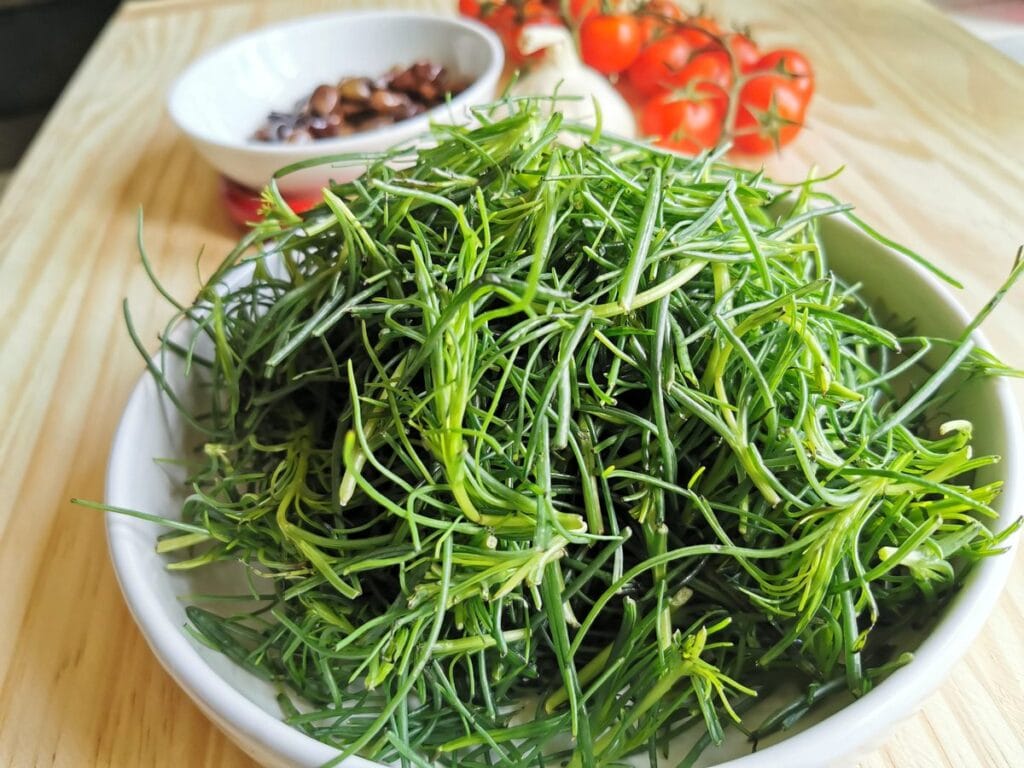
<box><xmin>0</xmin><ymin>1</ymin><xmax>1021</xmax><ymax>766</ymax></box>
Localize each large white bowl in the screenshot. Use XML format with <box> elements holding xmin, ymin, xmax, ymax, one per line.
<box><xmin>167</xmin><ymin>11</ymin><xmax>503</xmax><ymax>194</ymax></box>
<box><xmin>106</xmin><ymin>215</ymin><xmax>1022</xmax><ymax>767</ymax></box>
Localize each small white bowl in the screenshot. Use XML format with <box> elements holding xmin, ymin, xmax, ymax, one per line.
<box><xmin>106</xmin><ymin>216</ymin><xmax>1021</xmax><ymax>767</ymax></box>
<box><xmin>167</xmin><ymin>11</ymin><xmax>504</xmax><ymax>194</ymax></box>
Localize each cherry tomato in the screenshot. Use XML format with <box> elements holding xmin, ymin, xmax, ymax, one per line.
<box><xmin>458</xmin><ymin>0</ymin><xmax>482</xmax><ymax>18</ymax></box>
<box><xmin>484</xmin><ymin>1</ymin><xmax>561</xmax><ymax>65</ymax></box>
<box><xmin>681</xmin><ymin>27</ymin><xmax>718</xmax><ymax>48</ymax></box>
<box><xmin>481</xmin><ymin>5</ymin><xmax>520</xmax><ymax>59</ymax></box>
<box><xmin>522</xmin><ymin>2</ymin><xmax>563</xmax><ymax>28</ymax></box>
<box><xmin>638</xmin><ymin>0</ymin><xmax>685</xmax><ymax>43</ymax></box>
<box><xmin>580</xmin><ymin>14</ymin><xmax>644</xmax><ymax>75</ymax></box>
<box><xmin>724</xmin><ymin>33</ymin><xmax>761</xmax><ymax>72</ymax></box>
<box><xmin>732</xmin><ymin>72</ymin><xmax>806</xmax><ymax>154</ymax></box>
<box><xmin>613</xmin><ymin>75</ymin><xmax>647</xmax><ymax>109</ymax></box>
<box><xmin>220</xmin><ymin>178</ymin><xmax>319</xmax><ymax>228</ymax></box>
<box><xmin>568</xmin><ymin>0</ymin><xmax>602</xmax><ymax>24</ymax></box>
<box><xmin>756</xmin><ymin>49</ymin><xmax>815</xmax><ymax>97</ymax></box>
<box><xmin>675</xmin><ymin>49</ymin><xmax>732</xmax><ymax>95</ymax></box>
<box><xmin>626</xmin><ymin>33</ymin><xmax>700</xmax><ymax>98</ymax></box>
<box><xmin>641</xmin><ymin>92</ymin><xmax>724</xmax><ymax>154</ymax></box>
<box><xmin>672</xmin><ymin>26</ymin><xmax>716</xmax><ymax>51</ymax></box>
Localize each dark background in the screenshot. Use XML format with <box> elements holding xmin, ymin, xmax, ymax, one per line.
<box><xmin>0</xmin><ymin>0</ymin><xmax>120</xmax><ymax>172</ymax></box>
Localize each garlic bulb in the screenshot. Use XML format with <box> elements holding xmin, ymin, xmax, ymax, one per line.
<box><xmin>508</xmin><ymin>25</ymin><xmax>636</xmax><ymax>139</ymax></box>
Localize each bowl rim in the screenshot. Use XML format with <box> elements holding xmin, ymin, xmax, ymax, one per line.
<box><xmin>165</xmin><ymin>10</ymin><xmax>505</xmax><ymax>159</ymax></box>
<box><xmin>105</xmin><ymin>214</ymin><xmax>1023</xmax><ymax>768</ymax></box>
<box><xmin>713</xmin><ymin>228</ymin><xmax>1023</xmax><ymax>766</ymax></box>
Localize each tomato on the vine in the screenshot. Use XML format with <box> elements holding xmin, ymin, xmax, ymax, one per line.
<box><xmin>732</xmin><ymin>72</ymin><xmax>806</xmax><ymax>154</ymax></box>
<box><xmin>676</xmin><ymin>49</ymin><xmax>732</xmax><ymax>94</ymax></box>
<box><xmin>484</xmin><ymin>1</ymin><xmax>561</xmax><ymax>65</ymax></box>
<box><xmin>580</xmin><ymin>13</ymin><xmax>644</xmax><ymax>74</ymax></box>
<box><xmin>458</xmin><ymin>0</ymin><xmax>482</xmax><ymax>18</ymax></box>
<box><xmin>567</xmin><ymin>0</ymin><xmax>602</xmax><ymax>25</ymax></box>
<box><xmin>626</xmin><ymin>33</ymin><xmax>701</xmax><ymax>98</ymax></box>
<box><xmin>724</xmin><ymin>33</ymin><xmax>761</xmax><ymax>72</ymax></box>
<box><xmin>637</xmin><ymin>0</ymin><xmax>685</xmax><ymax>43</ymax></box>
<box><xmin>641</xmin><ymin>92</ymin><xmax>725</xmax><ymax>153</ymax></box>
<box><xmin>674</xmin><ymin>25</ymin><xmax>716</xmax><ymax>51</ymax></box>
<box><xmin>459</xmin><ymin>0</ymin><xmax>814</xmax><ymax>159</ymax></box>
<box><xmin>756</xmin><ymin>49</ymin><xmax>815</xmax><ymax>96</ymax></box>
<box><xmin>523</xmin><ymin>1</ymin><xmax>563</xmax><ymax>27</ymax></box>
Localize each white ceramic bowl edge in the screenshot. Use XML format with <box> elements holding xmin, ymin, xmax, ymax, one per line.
<box><xmin>105</xmin><ymin>215</ymin><xmax>1022</xmax><ymax>767</ymax></box>
<box><xmin>167</xmin><ymin>11</ymin><xmax>504</xmax><ymax>194</ymax></box>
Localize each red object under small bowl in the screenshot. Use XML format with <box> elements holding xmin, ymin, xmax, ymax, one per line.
<box><xmin>219</xmin><ymin>177</ymin><xmax>322</xmax><ymax>228</ymax></box>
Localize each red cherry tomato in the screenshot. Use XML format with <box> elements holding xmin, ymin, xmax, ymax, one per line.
<box><xmin>484</xmin><ymin>1</ymin><xmax>561</xmax><ymax>65</ymax></box>
<box><xmin>568</xmin><ymin>0</ymin><xmax>602</xmax><ymax>24</ymax></box>
<box><xmin>724</xmin><ymin>33</ymin><xmax>761</xmax><ymax>72</ymax></box>
<box><xmin>458</xmin><ymin>0</ymin><xmax>482</xmax><ymax>18</ymax></box>
<box><xmin>580</xmin><ymin>14</ymin><xmax>644</xmax><ymax>74</ymax></box>
<box><xmin>641</xmin><ymin>92</ymin><xmax>725</xmax><ymax>154</ymax></box>
<box><xmin>625</xmin><ymin>34</ymin><xmax>699</xmax><ymax>98</ymax></box>
<box><xmin>675</xmin><ymin>49</ymin><xmax>733</xmax><ymax>94</ymax></box>
<box><xmin>674</xmin><ymin>26</ymin><xmax>716</xmax><ymax>51</ymax></box>
<box><xmin>756</xmin><ymin>48</ymin><xmax>815</xmax><ymax>97</ymax></box>
<box><xmin>482</xmin><ymin>5</ymin><xmax>518</xmax><ymax>59</ymax></box>
<box><xmin>523</xmin><ymin>2</ymin><xmax>563</xmax><ymax>27</ymax></box>
<box><xmin>732</xmin><ymin>72</ymin><xmax>806</xmax><ymax>154</ymax></box>
<box><xmin>613</xmin><ymin>75</ymin><xmax>648</xmax><ymax>109</ymax></box>
<box><xmin>638</xmin><ymin>0</ymin><xmax>685</xmax><ymax>43</ymax></box>
<box><xmin>220</xmin><ymin>178</ymin><xmax>319</xmax><ymax>228</ymax></box>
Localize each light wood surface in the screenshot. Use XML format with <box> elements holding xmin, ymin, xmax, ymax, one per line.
<box><xmin>0</xmin><ymin>0</ymin><xmax>1022</xmax><ymax>766</ymax></box>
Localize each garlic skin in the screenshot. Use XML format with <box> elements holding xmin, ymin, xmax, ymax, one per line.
<box><xmin>508</xmin><ymin>25</ymin><xmax>636</xmax><ymax>139</ymax></box>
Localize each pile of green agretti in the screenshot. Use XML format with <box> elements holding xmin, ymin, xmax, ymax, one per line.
<box><xmin>126</xmin><ymin>102</ymin><xmax>1023</xmax><ymax>767</ymax></box>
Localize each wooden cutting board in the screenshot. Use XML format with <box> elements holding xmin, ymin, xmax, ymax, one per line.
<box><xmin>0</xmin><ymin>1</ymin><xmax>1021</xmax><ymax>766</ymax></box>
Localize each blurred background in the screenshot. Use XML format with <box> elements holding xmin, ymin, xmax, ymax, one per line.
<box><xmin>0</xmin><ymin>0</ymin><xmax>120</xmax><ymax>192</ymax></box>
<box><xmin>0</xmin><ymin>0</ymin><xmax>1021</xmax><ymax>198</ymax></box>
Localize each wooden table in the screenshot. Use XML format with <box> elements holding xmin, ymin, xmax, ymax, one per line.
<box><xmin>1</xmin><ymin>0</ymin><xmax>1022</xmax><ymax>765</ymax></box>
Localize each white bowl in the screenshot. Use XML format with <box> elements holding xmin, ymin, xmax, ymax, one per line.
<box><xmin>167</xmin><ymin>11</ymin><xmax>504</xmax><ymax>194</ymax></box>
<box><xmin>106</xmin><ymin>215</ymin><xmax>1021</xmax><ymax>768</ymax></box>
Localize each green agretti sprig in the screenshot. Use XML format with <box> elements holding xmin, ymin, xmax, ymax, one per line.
<box><xmin>116</xmin><ymin>102</ymin><xmax>1022</xmax><ymax>767</ymax></box>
